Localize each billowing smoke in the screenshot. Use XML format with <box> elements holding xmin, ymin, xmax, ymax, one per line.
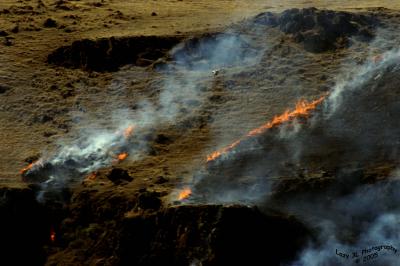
<box><xmin>190</xmin><ymin>39</ymin><xmax>400</xmax><ymax>201</ymax></box>
<box><xmin>157</xmin><ymin>32</ymin><xmax>263</xmax><ymax>122</ymax></box>
<box><xmin>181</xmin><ymin>22</ymin><xmax>400</xmax><ymax>264</ymax></box>
<box><xmin>23</xmin><ymin>27</ymin><xmax>265</xmax><ymax>202</ymax></box>
<box><xmin>326</xmin><ymin>48</ymin><xmax>400</xmax><ymax>113</ymax></box>
<box><xmin>290</xmin><ymin>179</ymin><xmax>400</xmax><ymax>266</ymax></box>
<box><xmin>284</xmin><ymin>48</ymin><xmax>400</xmax><ymax>265</ymax></box>
<box><xmin>20</xmin><ymin>8</ymin><xmax>400</xmax><ymax>264</ymax></box>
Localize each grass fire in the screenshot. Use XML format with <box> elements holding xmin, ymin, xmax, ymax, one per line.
<box><xmin>178</xmin><ymin>188</ymin><xmax>192</xmax><ymax>201</ymax></box>
<box><xmin>116</xmin><ymin>152</ymin><xmax>129</xmax><ymax>162</ymax></box>
<box><xmin>2</xmin><ymin>1</ymin><xmax>400</xmax><ymax>266</ymax></box>
<box><xmin>206</xmin><ymin>96</ymin><xmax>326</xmax><ymax>162</ymax></box>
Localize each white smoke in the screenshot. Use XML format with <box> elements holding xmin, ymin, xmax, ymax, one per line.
<box><xmin>291</xmin><ymin>180</ymin><xmax>400</xmax><ymax>266</ymax></box>
<box><xmin>182</xmin><ymin>26</ymin><xmax>400</xmax><ymax>265</ymax></box>
<box><xmin>326</xmin><ymin>48</ymin><xmax>400</xmax><ymax>114</ymax></box>
<box><xmin>26</xmin><ymin>28</ymin><xmax>266</xmax><ymax>202</ymax></box>
<box><xmin>288</xmin><ymin>45</ymin><xmax>400</xmax><ymax>265</ymax></box>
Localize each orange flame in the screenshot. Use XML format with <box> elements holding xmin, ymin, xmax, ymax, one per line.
<box><xmin>117</xmin><ymin>152</ymin><xmax>129</xmax><ymax>162</ymax></box>
<box><xmin>206</xmin><ymin>140</ymin><xmax>241</xmax><ymax>162</ymax></box>
<box><xmin>123</xmin><ymin>125</ymin><xmax>135</xmax><ymax>139</ymax></box>
<box><xmin>85</xmin><ymin>172</ymin><xmax>97</xmax><ymax>181</ymax></box>
<box><xmin>20</xmin><ymin>159</ymin><xmax>41</xmax><ymax>175</ymax></box>
<box><xmin>206</xmin><ymin>96</ymin><xmax>326</xmax><ymax>162</ymax></box>
<box><xmin>50</xmin><ymin>227</ymin><xmax>56</xmax><ymax>242</ymax></box>
<box><xmin>178</xmin><ymin>188</ymin><xmax>192</xmax><ymax>200</ymax></box>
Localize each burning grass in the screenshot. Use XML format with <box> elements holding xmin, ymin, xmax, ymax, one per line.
<box><xmin>3</xmin><ymin>2</ymin><xmax>400</xmax><ymax>266</ymax></box>
<box><xmin>19</xmin><ymin>124</ymin><xmax>137</xmax><ymax>185</ymax></box>
<box><xmin>207</xmin><ymin>95</ymin><xmax>326</xmax><ymax>162</ymax></box>
<box><xmin>116</xmin><ymin>152</ymin><xmax>129</xmax><ymax>162</ymax></box>
<box><xmin>178</xmin><ymin>187</ymin><xmax>192</xmax><ymax>201</ymax></box>
<box><xmin>19</xmin><ymin>159</ymin><xmax>42</xmax><ymax>175</ymax></box>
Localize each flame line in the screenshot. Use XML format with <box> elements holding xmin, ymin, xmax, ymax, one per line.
<box><xmin>206</xmin><ymin>95</ymin><xmax>326</xmax><ymax>162</ymax></box>
<box><xmin>20</xmin><ymin>159</ymin><xmax>43</xmax><ymax>175</ymax></box>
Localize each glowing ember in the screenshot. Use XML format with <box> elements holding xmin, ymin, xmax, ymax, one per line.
<box><xmin>206</xmin><ymin>95</ymin><xmax>326</xmax><ymax>162</ymax></box>
<box><xmin>178</xmin><ymin>188</ymin><xmax>192</xmax><ymax>200</ymax></box>
<box><xmin>50</xmin><ymin>227</ymin><xmax>56</xmax><ymax>242</ymax></box>
<box><xmin>19</xmin><ymin>159</ymin><xmax>41</xmax><ymax>174</ymax></box>
<box><xmin>85</xmin><ymin>172</ymin><xmax>97</xmax><ymax>181</ymax></box>
<box><xmin>123</xmin><ymin>125</ymin><xmax>135</xmax><ymax>139</ymax></box>
<box><xmin>117</xmin><ymin>152</ymin><xmax>129</xmax><ymax>162</ymax></box>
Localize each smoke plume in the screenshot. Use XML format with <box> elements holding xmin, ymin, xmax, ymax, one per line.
<box><xmin>24</xmin><ymin>27</ymin><xmax>265</xmax><ymax>202</ymax></box>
